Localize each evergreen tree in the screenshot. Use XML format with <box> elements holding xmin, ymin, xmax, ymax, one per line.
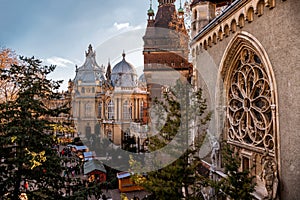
<box><xmin>211</xmin><ymin>143</ymin><xmax>256</xmax><ymax>200</ymax></box>
<box><xmin>0</xmin><ymin>57</ymin><xmax>69</xmax><ymax>199</ymax></box>
<box><xmin>131</xmin><ymin>80</ymin><xmax>211</xmax><ymax>200</ymax></box>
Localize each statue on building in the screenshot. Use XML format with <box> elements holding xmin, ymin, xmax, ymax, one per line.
<box><xmin>210</xmin><ymin>135</ymin><xmax>220</xmax><ymax>171</ymax></box>
<box><xmin>261</xmin><ymin>150</ymin><xmax>278</xmax><ymax>200</ymax></box>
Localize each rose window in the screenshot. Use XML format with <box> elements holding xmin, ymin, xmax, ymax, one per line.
<box><xmin>226</xmin><ymin>48</ymin><xmax>274</xmax><ymax>151</ymax></box>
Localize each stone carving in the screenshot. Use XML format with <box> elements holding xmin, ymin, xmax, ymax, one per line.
<box><xmin>261</xmin><ymin>150</ymin><xmax>278</xmax><ymax>200</ymax></box>
<box><xmin>210</xmin><ymin>135</ymin><xmax>220</xmax><ymax>170</ymax></box>
<box><xmin>226</xmin><ymin>48</ymin><xmax>274</xmax><ymax>152</ymax></box>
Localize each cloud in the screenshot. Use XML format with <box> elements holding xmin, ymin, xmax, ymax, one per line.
<box><xmin>113</xmin><ymin>22</ymin><xmax>142</xmax><ymax>31</ymax></box>
<box><xmin>114</xmin><ymin>22</ymin><xmax>130</xmax><ymax>30</ymax></box>
<box><xmin>45</xmin><ymin>56</ymin><xmax>74</xmax><ymax>67</ymax></box>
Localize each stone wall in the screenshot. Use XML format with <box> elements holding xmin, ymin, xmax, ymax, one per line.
<box><xmin>192</xmin><ymin>0</ymin><xmax>300</xmax><ymax>199</ymax></box>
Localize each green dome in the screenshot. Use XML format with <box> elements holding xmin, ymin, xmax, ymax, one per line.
<box><xmin>178</xmin><ymin>6</ymin><xmax>184</xmax><ymax>14</ymax></box>
<box><xmin>148</xmin><ymin>7</ymin><xmax>154</xmax><ymax>15</ymax></box>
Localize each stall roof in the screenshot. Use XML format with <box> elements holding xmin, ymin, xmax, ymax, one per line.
<box><xmin>83</xmin><ymin>152</ymin><xmax>93</xmax><ymax>161</ymax></box>
<box><xmin>84</xmin><ymin>159</ymin><xmax>106</xmax><ymax>175</ymax></box>
<box><xmin>75</xmin><ymin>145</ymin><xmax>88</xmax><ymax>151</ymax></box>
<box><xmin>117</xmin><ymin>172</ymin><xmax>131</xmax><ymax>179</ymax></box>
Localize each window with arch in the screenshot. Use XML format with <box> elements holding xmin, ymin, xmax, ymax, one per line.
<box><xmin>140</xmin><ymin>100</ymin><xmax>144</xmax><ymax>120</ymax></box>
<box><xmin>107</xmin><ymin>100</ymin><xmax>114</xmax><ymax>120</ymax></box>
<box><xmin>226</xmin><ymin>47</ymin><xmax>274</xmax><ymax>152</ymax></box>
<box><xmin>123</xmin><ymin>100</ymin><xmax>131</xmax><ymax>120</ymax></box>
<box><xmin>221</xmin><ymin>35</ymin><xmax>278</xmax><ymax>198</ymax></box>
<box><xmin>85</xmin><ymin>103</ymin><xmax>92</xmax><ymax>117</ymax></box>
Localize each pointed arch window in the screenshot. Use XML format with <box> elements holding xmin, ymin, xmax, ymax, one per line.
<box><xmin>226</xmin><ymin>47</ymin><xmax>274</xmax><ymax>152</ymax></box>
<box><xmin>219</xmin><ymin>34</ymin><xmax>278</xmax><ymax>198</ymax></box>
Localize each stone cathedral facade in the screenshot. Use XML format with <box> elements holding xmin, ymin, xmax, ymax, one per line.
<box><xmin>190</xmin><ymin>0</ymin><xmax>299</xmax><ymax>199</ymax></box>
<box><xmin>71</xmin><ymin>45</ymin><xmax>148</xmax><ymax>147</ymax></box>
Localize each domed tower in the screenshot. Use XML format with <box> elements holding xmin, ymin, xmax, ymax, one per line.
<box><xmin>72</xmin><ymin>44</ymin><xmax>106</xmax><ymax>138</ymax></box>
<box><xmin>101</xmin><ymin>52</ymin><xmax>148</xmax><ymax>146</ymax></box>
<box><xmin>147</xmin><ymin>0</ymin><xmax>155</xmax><ymax>27</ymax></box>
<box><xmin>111</xmin><ymin>52</ymin><xmax>138</xmax><ymax>88</ymax></box>
<box><xmin>74</xmin><ymin>44</ymin><xmax>106</xmax><ymax>86</ymax></box>
<box><xmin>143</xmin><ymin>0</ymin><xmax>192</xmax><ymax>101</ymax></box>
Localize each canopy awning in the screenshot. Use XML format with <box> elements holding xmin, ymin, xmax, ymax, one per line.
<box><xmin>117</xmin><ymin>172</ymin><xmax>131</xmax><ymax>179</ymax></box>
<box><xmin>75</xmin><ymin>145</ymin><xmax>88</xmax><ymax>151</ymax></box>
<box><xmin>84</xmin><ymin>159</ymin><xmax>106</xmax><ymax>175</ymax></box>
<box><xmin>83</xmin><ymin>151</ymin><xmax>93</xmax><ymax>161</ymax></box>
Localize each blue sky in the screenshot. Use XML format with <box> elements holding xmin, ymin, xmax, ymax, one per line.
<box><xmin>0</xmin><ymin>0</ymin><xmax>182</xmax><ymax>90</ymax></box>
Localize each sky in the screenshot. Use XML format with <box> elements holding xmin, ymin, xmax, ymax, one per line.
<box><xmin>0</xmin><ymin>0</ymin><xmax>183</xmax><ymax>90</ymax></box>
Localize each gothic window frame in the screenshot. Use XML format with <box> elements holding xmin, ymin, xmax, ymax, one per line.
<box><xmin>217</xmin><ymin>32</ymin><xmax>279</xmax><ymax>198</ymax></box>
<box><xmin>225</xmin><ymin>47</ymin><xmax>275</xmax><ymax>152</ymax></box>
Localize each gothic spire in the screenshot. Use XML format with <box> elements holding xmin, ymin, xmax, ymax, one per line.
<box><xmin>85</xmin><ymin>44</ymin><xmax>95</xmax><ymax>57</ymax></box>
<box><xmin>178</xmin><ymin>0</ymin><xmax>184</xmax><ymax>16</ymax></box>
<box><xmin>106</xmin><ymin>59</ymin><xmax>112</xmax><ymax>82</ymax></box>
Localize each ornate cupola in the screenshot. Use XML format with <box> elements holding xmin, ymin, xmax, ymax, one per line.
<box><xmin>178</xmin><ymin>0</ymin><xmax>184</xmax><ymax>18</ymax></box>
<box><xmin>148</xmin><ymin>0</ymin><xmax>155</xmax><ymax>21</ymax></box>
<box><xmin>111</xmin><ymin>51</ymin><xmax>138</xmax><ymax>88</ymax></box>
<box><xmin>73</xmin><ymin>44</ymin><xmax>106</xmax><ymax>85</ymax></box>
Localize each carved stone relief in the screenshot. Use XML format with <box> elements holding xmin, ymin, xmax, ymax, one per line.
<box><xmin>226</xmin><ymin>48</ymin><xmax>274</xmax><ymax>152</ymax></box>
<box><xmin>223</xmin><ymin>44</ymin><xmax>279</xmax><ymax>199</ymax></box>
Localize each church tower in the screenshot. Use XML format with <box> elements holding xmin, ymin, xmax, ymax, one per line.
<box><xmin>143</xmin><ymin>0</ymin><xmax>192</xmax><ymax>100</ymax></box>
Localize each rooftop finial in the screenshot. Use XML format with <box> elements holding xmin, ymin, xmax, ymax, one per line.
<box><xmin>178</xmin><ymin>0</ymin><xmax>184</xmax><ymax>15</ymax></box>
<box><xmin>122</xmin><ymin>50</ymin><xmax>126</xmax><ymax>59</ymax></box>
<box><xmin>86</xmin><ymin>44</ymin><xmax>94</xmax><ymax>57</ymax></box>
<box><xmin>148</xmin><ymin>0</ymin><xmax>155</xmax><ymax>18</ymax></box>
<box><xmin>88</xmin><ymin>44</ymin><xmax>93</xmax><ymax>52</ymax></box>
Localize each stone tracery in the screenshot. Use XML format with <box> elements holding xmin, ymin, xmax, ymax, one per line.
<box><xmin>226</xmin><ymin>48</ymin><xmax>274</xmax><ymax>152</ymax></box>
